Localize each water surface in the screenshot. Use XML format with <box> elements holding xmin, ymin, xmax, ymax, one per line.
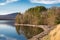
<box><xmin>0</xmin><ymin>20</ymin><xmax>44</xmax><ymax>40</ymax></box>
<box><xmin>0</xmin><ymin>20</ymin><xmax>27</xmax><ymax>40</ymax></box>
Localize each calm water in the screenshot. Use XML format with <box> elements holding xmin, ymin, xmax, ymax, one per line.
<box><xmin>0</xmin><ymin>20</ymin><xmax>43</xmax><ymax>40</ymax></box>
<box><xmin>0</xmin><ymin>20</ymin><xmax>27</xmax><ymax>40</ymax></box>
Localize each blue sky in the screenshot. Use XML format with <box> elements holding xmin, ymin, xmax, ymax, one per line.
<box><xmin>0</xmin><ymin>0</ymin><xmax>60</xmax><ymax>15</ymax></box>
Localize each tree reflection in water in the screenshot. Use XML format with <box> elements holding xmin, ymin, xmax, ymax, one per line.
<box><xmin>15</xmin><ymin>25</ymin><xmax>44</xmax><ymax>39</ymax></box>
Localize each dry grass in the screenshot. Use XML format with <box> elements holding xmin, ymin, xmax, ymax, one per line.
<box><xmin>41</xmin><ymin>24</ymin><xmax>60</xmax><ymax>40</ymax></box>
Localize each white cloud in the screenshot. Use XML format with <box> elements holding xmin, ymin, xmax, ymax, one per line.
<box><xmin>0</xmin><ymin>0</ymin><xmax>18</xmax><ymax>5</ymax></box>
<box><xmin>30</xmin><ymin>0</ymin><xmax>60</xmax><ymax>4</ymax></box>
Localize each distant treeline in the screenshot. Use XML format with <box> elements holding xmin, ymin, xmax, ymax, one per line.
<box><xmin>16</xmin><ymin>6</ymin><xmax>60</xmax><ymax>26</ymax></box>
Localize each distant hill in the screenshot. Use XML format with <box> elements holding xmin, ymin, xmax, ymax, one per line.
<box><xmin>0</xmin><ymin>13</ymin><xmax>18</xmax><ymax>20</ymax></box>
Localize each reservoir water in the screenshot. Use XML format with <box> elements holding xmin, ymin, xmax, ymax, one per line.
<box><xmin>0</xmin><ymin>20</ymin><xmax>43</xmax><ymax>40</ymax></box>
<box><xmin>0</xmin><ymin>20</ymin><xmax>27</xmax><ymax>40</ymax></box>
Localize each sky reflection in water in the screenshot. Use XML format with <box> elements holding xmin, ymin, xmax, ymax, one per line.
<box><xmin>0</xmin><ymin>20</ymin><xmax>27</xmax><ymax>40</ymax></box>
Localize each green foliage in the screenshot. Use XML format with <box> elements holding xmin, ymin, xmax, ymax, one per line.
<box><xmin>15</xmin><ymin>6</ymin><xmax>60</xmax><ymax>40</ymax></box>
<box><xmin>23</xmin><ymin>6</ymin><xmax>47</xmax><ymax>25</ymax></box>
<box><xmin>47</xmin><ymin>9</ymin><xmax>56</xmax><ymax>25</ymax></box>
<box><xmin>56</xmin><ymin>13</ymin><xmax>60</xmax><ymax>24</ymax></box>
<box><xmin>16</xmin><ymin>13</ymin><xmax>21</xmax><ymax>24</ymax></box>
<box><xmin>27</xmin><ymin>6</ymin><xmax>47</xmax><ymax>13</ymax></box>
<box><xmin>16</xmin><ymin>6</ymin><xmax>60</xmax><ymax>25</ymax></box>
<box><xmin>47</xmin><ymin>7</ymin><xmax>60</xmax><ymax>25</ymax></box>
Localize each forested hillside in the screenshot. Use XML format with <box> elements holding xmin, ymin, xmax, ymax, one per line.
<box><xmin>16</xmin><ymin>6</ymin><xmax>60</xmax><ymax>25</ymax></box>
